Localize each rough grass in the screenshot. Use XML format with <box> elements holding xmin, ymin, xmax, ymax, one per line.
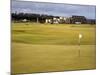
<box><xmin>12</xmin><ymin>23</ymin><xmax>96</xmax><ymax>45</ymax></box>
<box><xmin>11</xmin><ymin>23</ymin><xmax>96</xmax><ymax>74</ymax></box>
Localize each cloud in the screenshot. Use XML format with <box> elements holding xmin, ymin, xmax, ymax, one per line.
<box><xmin>11</xmin><ymin>0</ymin><xmax>96</xmax><ymax>19</ymax></box>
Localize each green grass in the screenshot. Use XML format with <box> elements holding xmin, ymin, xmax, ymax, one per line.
<box><xmin>11</xmin><ymin>23</ymin><xmax>96</xmax><ymax>74</ymax></box>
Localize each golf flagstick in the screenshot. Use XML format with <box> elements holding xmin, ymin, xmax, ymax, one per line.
<box><xmin>79</xmin><ymin>37</ymin><xmax>81</xmax><ymax>57</ymax></box>
<box><xmin>79</xmin><ymin>34</ymin><xmax>82</xmax><ymax>57</ymax></box>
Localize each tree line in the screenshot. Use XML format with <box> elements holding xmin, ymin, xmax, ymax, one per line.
<box><xmin>12</xmin><ymin>13</ymin><xmax>55</xmax><ymax>23</ymax></box>
<box><xmin>11</xmin><ymin>12</ymin><xmax>96</xmax><ymax>24</ymax></box>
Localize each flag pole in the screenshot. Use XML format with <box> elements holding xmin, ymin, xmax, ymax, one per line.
<box><xmin>78</xmin><ymin>34</ymin><xmax>82</xmax><ymax>57</ymax></box>
<box><xmin>79</xmin><ymin>37</ymin><xmax>81</xmax><ymax>57</ymax></box>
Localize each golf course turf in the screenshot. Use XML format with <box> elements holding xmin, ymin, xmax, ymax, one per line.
<box><xmin>11</xmin><ymin>23</ymin><xmax>96</xmax><ymax>74</ymax></box>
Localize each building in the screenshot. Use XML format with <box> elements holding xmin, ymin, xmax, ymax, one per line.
<box><xmin>71</xmin><ymin>15</ymin><xmax>87</xmax><ymax>24</ymax></box>
<box><xmin>87</xmin><ymin>19</ymin><xmax>96</xmax><ymax>24</ymax></box>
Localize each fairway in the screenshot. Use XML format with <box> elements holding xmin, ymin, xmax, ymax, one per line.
<box><xmin>12</xmin><ymin>23</ymin><xmax>96</xmax><ymax>74</ymax></box>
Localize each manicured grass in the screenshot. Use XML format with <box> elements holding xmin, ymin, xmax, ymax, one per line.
<box><xmin>11</xmin><ymin>23</ymin><xmax>96</xmax><ymax>74</ymax></box>
<box><xmin>12</xmin><ymin>43</ymin><xmax>96</xmax><ymax>74</ymax></box>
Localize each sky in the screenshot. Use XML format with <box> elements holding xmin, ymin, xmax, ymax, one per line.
<box><xmin>11</xmin><ymin>0</ymin><xmax>96</xmax><ymax>19</ymax></box>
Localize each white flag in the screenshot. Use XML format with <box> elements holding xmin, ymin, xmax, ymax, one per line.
<box><xmin>79</xmin><ymin>34</ymin><xmax>82</xmax><ymax>39</ymax></box>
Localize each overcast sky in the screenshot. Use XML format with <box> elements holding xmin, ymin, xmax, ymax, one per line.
<box><xmin>12</xmin><ymin>0</ymin><xmax>96</xmax><ymax>19</ymax></box>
